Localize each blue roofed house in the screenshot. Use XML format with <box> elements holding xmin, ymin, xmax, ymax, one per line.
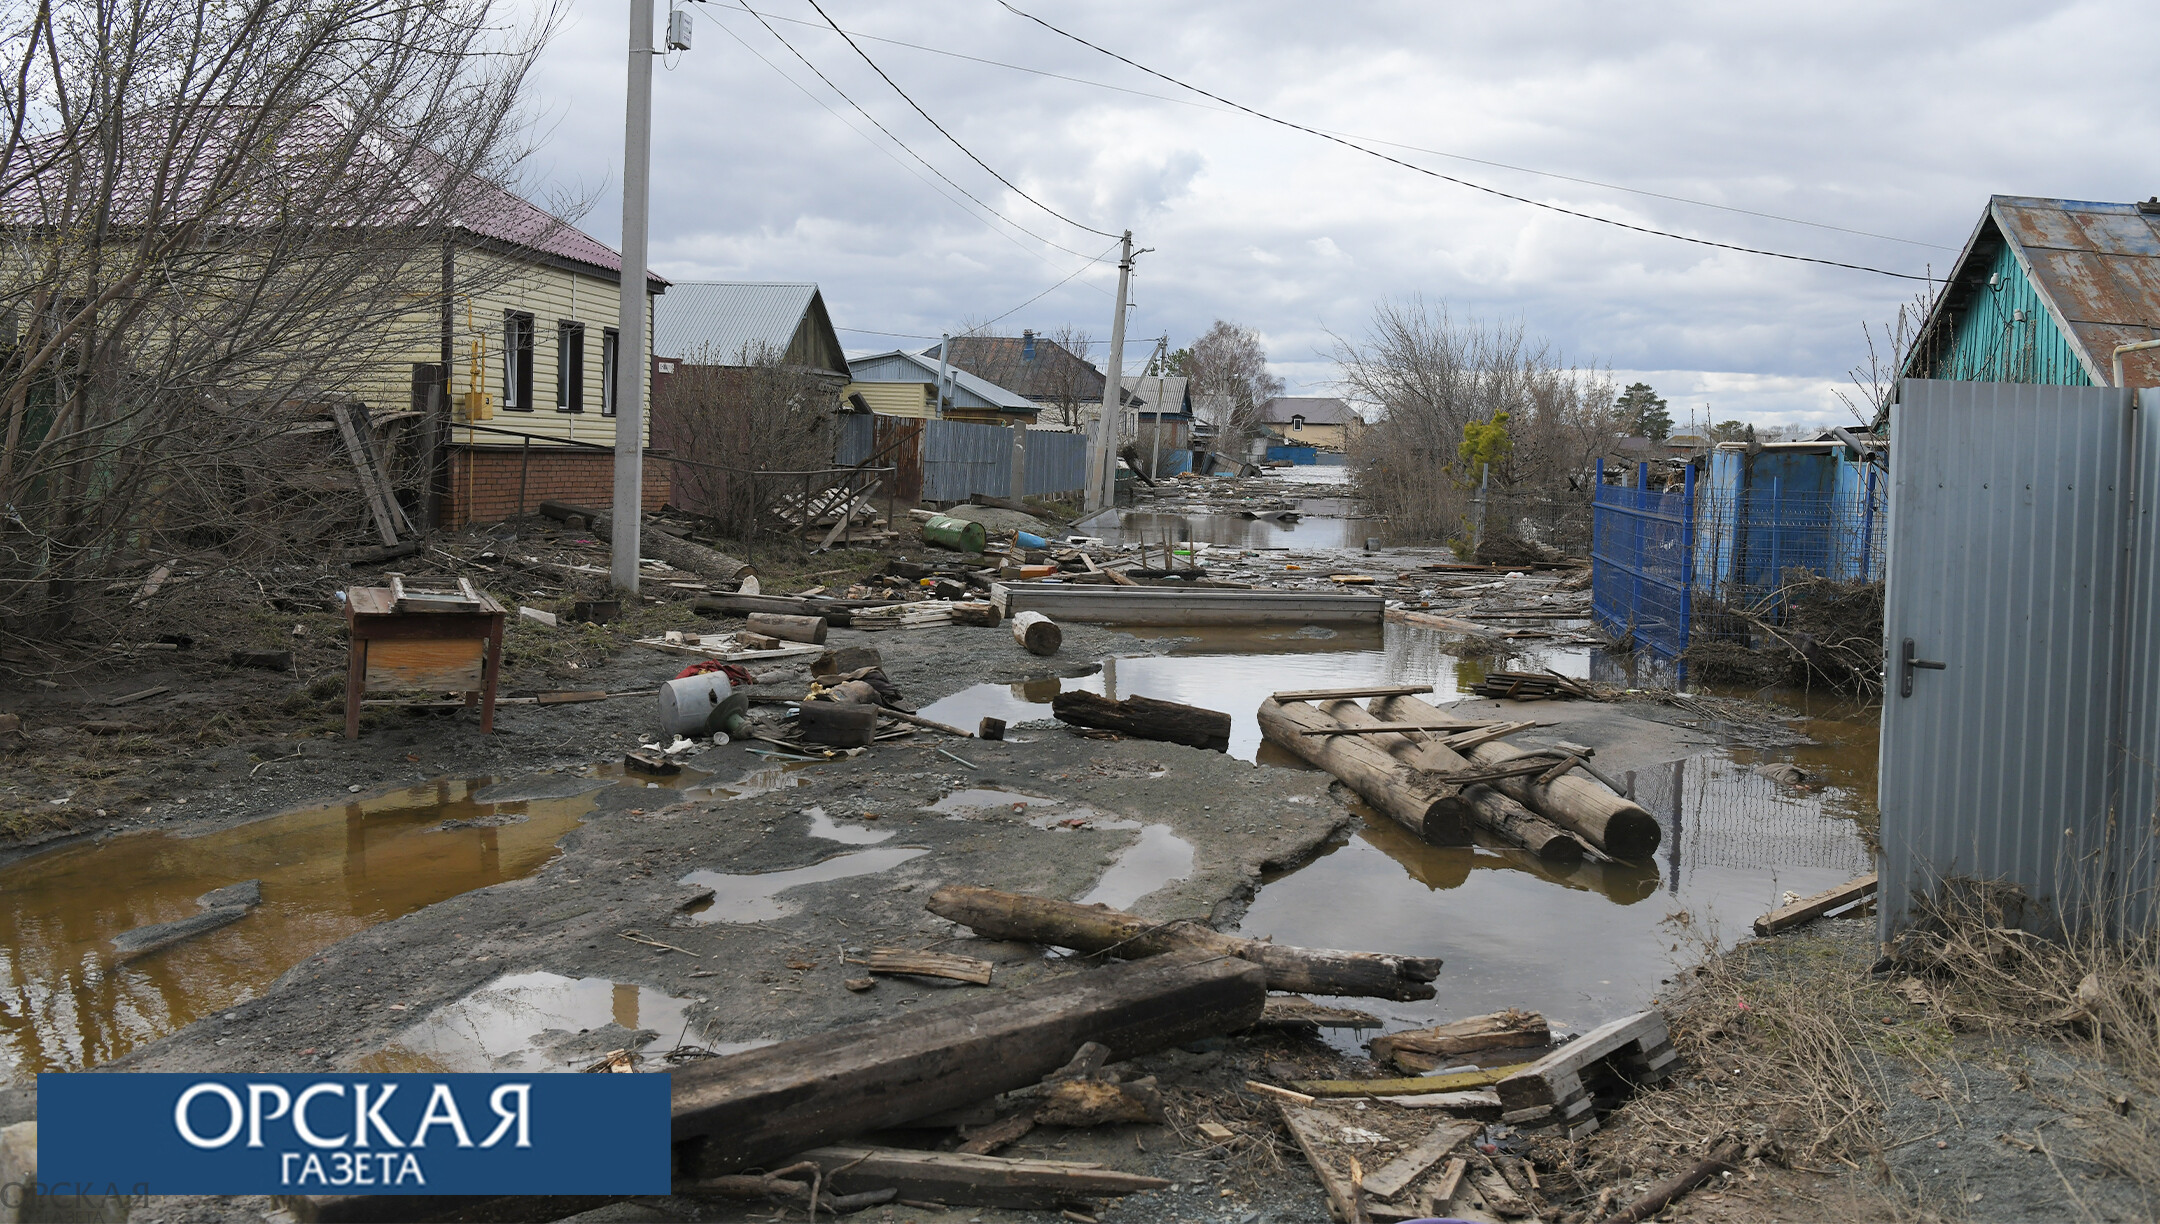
<box><xmin>842</xmin><ymin>349</ymin><xmax>1039</xmax><ymax>424</ymax></box>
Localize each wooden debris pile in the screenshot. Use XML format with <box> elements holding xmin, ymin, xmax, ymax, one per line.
<box><xmin>1466</xmin><ymin>670</ymin><xmax>1605</xmax><ymax>701</ymax></box>
<box><xmin>1494</xmin><ymin>1010</ymin><xmax>1675</xmax><ymax>1139</ymax></box>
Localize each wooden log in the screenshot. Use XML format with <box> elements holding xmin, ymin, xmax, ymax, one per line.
<box><xmin>695</xmin><ymin>593</ymin><xmax>842</xmax><ymax>622</ymax></box>
<box><xmin>1258</xmin><ymin>997</ymin><xmax>1383</xmax><ymax>1029</ymax></box>
<box><xmin>952</xmin><ymin>600</ymin><xmax>1000</xmax><ymax>627</ymax></box>
<box><xmin>1256</xmin><ymin>697</ymin><xmax>1474</xmax><ymax>842</ymax></box>
<box><xmin>1753</xmin><ymin>872</ymin><xmax>1877</xmax><ymax>936</ymax></box>
<box><xmin>670</xmin><ymin>954</ymin><xmax>1267</xmax><ymax>1177</ymax></box>
<box><xmin>745</xmin><ymin>612</ymin><xmax>827</xmax><ymax>644</ymax></box>
<box><xmin>1371</xmin><ymin>695</ymin><xmax>1663</xmax><ymax>861</ymax></box>
<box><xmin>538</xmin><ymin>499</ymin><xmax>753</xmax><ymax>582</ymax></box>
<box><xmin>1370</xmin><ymin>1010</ymin><xmax>1552</xmax><ymax>1073</ymax></box>
<box><xmin>1011</xmin><ymin>609</ymin><xmax>1062</xmax><ymax>655</ymax></box>
<box><xmin>801</xmin><ymin>1145</ymin><xmax>1169</xmax><ymax>1210</ymax></box>
<box><xmin>1052</xmin><ymin>690</ymin><xmax>1229</xmax><ymax>752</ymax></box>
<box><xmin>1298</xmin><ymin>698</ymin><xmax>1583</xmax><ymax>862</ymax></box>
<box><xmin>925</xmin><ymin>885</ymin><xmax>1441</xmax><ymax>1001</ymax></box>
<box><xmin>878</xmin><ymin>707</ymin><xmax>975</xmax><ymax>737</ymax></box>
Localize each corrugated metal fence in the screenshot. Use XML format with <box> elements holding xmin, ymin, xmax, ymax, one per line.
<box><xmin>835</xmin><ymin>414</ymin><xmax>1090</xmax><ymax>502</ymax></box>
<box><xmin>1879</xmin><ymin>380</ymin><xmax>2160</xmax><ymax>936</ymax></box>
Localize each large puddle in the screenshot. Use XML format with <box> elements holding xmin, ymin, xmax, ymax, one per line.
<box><xmin>1095</xmin><ymin>501</ymin><xmax>1379</xmax><ymax>551</ymax></box>
<box><xmin>0</xmin><ymin>777</ymin><xmax>608</xmax><ymax>1077</ymax></box>
<box><xmin>920</xmin><ymin>624</ymin><xmax>1590</xmax><ymax>762</ymax></box>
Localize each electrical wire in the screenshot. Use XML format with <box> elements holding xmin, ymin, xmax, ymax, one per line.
<box><xmin>998</xmin><ymin>2</ymin><xmax>1936</xmax><ymax>280</ymax></box>
<box><xmin>735</xmin><ymin>4</ymin><xmax>1946</xmax><ymax>250</ymax></box>
<box><xmin>829</xmin><ymin>236</ymin><xmax>1121</xmax><ymax>343</ymax></box>
<box><xmin>721</xmin><ymin>2</ymin><xmax>1108</xmax><ymax>264</ymax></box>
<box><xmin>800</xmin><ymin>0</ymin><xmax>1119</xmax><ymax>240</ymax></box>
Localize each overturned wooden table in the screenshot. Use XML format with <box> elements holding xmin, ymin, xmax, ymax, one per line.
<box><xmin>344</xmin><ymin>579</ymin><xmax>506</xmax><ymax>738</ymax></box>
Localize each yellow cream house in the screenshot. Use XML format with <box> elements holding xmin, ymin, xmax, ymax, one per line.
<box><xmin>359</xmin><ymin>189</ymin><xmax>670</xmax><ymax>527</ymax></box>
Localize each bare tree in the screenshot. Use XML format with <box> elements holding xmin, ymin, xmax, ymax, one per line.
<box><xmin>1183</xmin><ymin>320</ymin><xmax>1282</xmax><ymax>463</ymax></box>
<box><xmin>0</xmin><ymin>0</ymin><xmax>559</xmax><ymax>638</ymax></box>
<box><xmin>1039</xmin><ymin>325</ymin><xmax>1096</xmax><ymax>430</ymax></box>
<box><xmin>1836</xmin><ymin>282</ymin><xmax>1940</xmax><ymax>429</ymax></box>
<box><xmin>1337</xmin><ymin>297</ymin><xmax>1614</xmax><ymax>546</ymax></box>
<box><xmin>656</xmin><ymin>343</ymin><xmax>840</xmax><ymax>537</ymax></box>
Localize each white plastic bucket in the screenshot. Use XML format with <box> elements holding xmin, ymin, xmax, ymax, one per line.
<box><xmin>658</xmin><ymin>672</ymin><xmax>733</xmax><ymax>737</ymax></box>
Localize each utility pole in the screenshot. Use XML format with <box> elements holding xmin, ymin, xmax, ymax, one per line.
<box><xmin>936</xmin><ymin>332</ymin><xmax>951</xmax><ymax>419</ymax></box>
<box><xmin>611</xmin><ymin>0</ymin><xmax>657</xmax><ymax>594</ymax></box>
<box><xmin>1087</xmin><ymin>230</ymin><xmax>1135</xmax><ymax>513</ymax></box>
<box><xmin>1146</xmin><ymin>333</ymin><xmax>1167</xmax><ymax>482</ymax></box>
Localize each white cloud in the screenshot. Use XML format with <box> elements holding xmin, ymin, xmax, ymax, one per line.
<box><xmin>514</xmin><ymin>0</ymin><xmax>2160</xmax><ymax>421</ymax></box>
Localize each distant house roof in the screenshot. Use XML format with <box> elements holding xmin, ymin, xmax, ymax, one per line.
<box><xmin>1262</xmin><ymin>396</ymin><xmax>1355</xmax><ymax>426</ymax></box>
<box><xmin>1905</xmin><ymin>195</ymin><xmax>2160</xmax><ymax>388</ymax></box>
<box><xmin>0</xmin><ymin>104</ymin><xmax>666</xmax><ymax>291</ymax></box>
<box><xmin>847</xmin><ymin>349</ymin><xmax>1036</xmax><ymax>415</ymax></box>
<box><xmin>657</xmin><ymin>283</ymin><xmax>848</xmax><ymax>378</ymax></box>
<box><xmin>928</xmin><ymin>333</ymin><xmax>1142</xmax><ymax>407</ymax></box>
<box><xmin>1120</xmin><ymin>374</ymin><xmax>1191</xmax><ymax>417</ymax></box>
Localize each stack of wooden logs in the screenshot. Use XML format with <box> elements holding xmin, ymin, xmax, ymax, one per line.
<box><xmin>1255</xmin><ymin>687</ymin><xmax>1662</xmax><ymax>862</ymax></box>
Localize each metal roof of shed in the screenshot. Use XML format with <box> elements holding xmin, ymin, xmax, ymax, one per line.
<box><xmin>655</xmin><ymin>282</ymin><xmax>847</xmax><ymax>375</ymax></box>
<box><xmin>1911</xmin><ymin>196</ymin><xmax>2160</xmax><ymax>387</ymax></box>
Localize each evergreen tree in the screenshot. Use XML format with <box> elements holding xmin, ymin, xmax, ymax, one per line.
<box><xmin>1615</xmin><ymin>382</ymin><xmax>1672</xmax><ymax>440</ymax></box>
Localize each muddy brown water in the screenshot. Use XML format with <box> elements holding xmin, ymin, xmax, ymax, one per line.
<box><xmin>1092</xmin><ymin>502</ymin><xmax>1379</xmax><ymax>551</ymax></box>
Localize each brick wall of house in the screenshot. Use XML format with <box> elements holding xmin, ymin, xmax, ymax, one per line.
<box><xmin>443</xmin><ymin>445</ymin><xmax>673</xmax><ymax>527</ymax></box>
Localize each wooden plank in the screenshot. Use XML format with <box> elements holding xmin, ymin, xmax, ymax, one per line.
<box><xmin>1753</xmin><ymin>872</ymin><xmax>1877</xmax><ymax>936</ymax></box>
<box><xmin>1272</xmin><ymin>685</ymin><xmax>1437</xmax><ymax>702</ymax></box>
<box><xmin>1259</xmin><ymin>997</ymin><xmax>1384</xmax><ymax>1029</ymax></box>
<box><xmin>1277</xmin><ymin>1104</ymin><xmax>1363</xmax><ymax>1223</ymax></box>
<box><xmin>1363</xmin><ymin>1120</ymin><xmax>1480</xmax><ymax>1200</ymax></box>
<box><xmin>1371</xmin><ymin>1010</ymin><xmax>1551</xmax><ymax>1072</ymax></box>
<box><xmin>994</xmin><ymin>582</ymin><xmax>1385</xmax><ymax>626</ymax></box>
<box><xmin>1495</xmin><ymin>1011</ymin><xmax>1666</xmax><ymax>1110</ymax></box>
<box><xmin>803</xmin><ymin>1144</ymin><xmax>1168</xmax><ymax>1210</ymax></box>
<box><xmin>332</xmin><ymin>403</ymin><xmax>401</xmax><ymax>546</ymax></box>
<box><xmin>362</xmin><ymin>637</ymin><xmax>485</xmax><ymax>693</ymax></box>
<box><xmin>670</xmin><ymin>954</ymin><xmax>1266</xmax><ymax>1177</ymax></box>
<box><xmin>1387</xmin><ymin>607</ymin><xmax>1501</xmax><ymax>635</ymax></box>
<box><xmin>858</xmin><ymin>948</ymin><xmax>994</xmax><ymax>985</ymax></box>
<box><xmin>1293</xmin><ymin>1064</ymin><xmax>1534</xmax><ymax>1097</ymax></box>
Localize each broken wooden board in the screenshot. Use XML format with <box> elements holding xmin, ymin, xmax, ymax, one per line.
<box><xmin>1494</xmin><ymin>1010</ymin><xmax>1673</xmax><ymax>1138</ymax></box>
<box><xmin>1371</xmin><ymin>1010</ymin><xmax>1551</xmax><ymax>1073</ymax></box>
<box><xmin>1278</xmin><ymin>1099</ymin><xmax>1494</xmax><ymax>1222</ymax></box>
<box><xmin>857</xmin><ymin>948</ymin><xmax>994</xmax><ymax>985</ymax></box>
<box><xmin>671</xmin><ymin>954</ymin><xmax>1266</xmax><ymax>1177</ymax></box>
<box><xmin>802</xmin><ymin>1145</ymin><xmax>1169</xmax><ymax>1210</ymax></box>
<box><xmin>1271</xmin><ymin>684</ymin><xmax>1437</xmax><ymax>702</ymax></box>
<box><xmin>1362</xmin><ymin>1120</ymin><xmax>1480</xmax><ymax>1199</ymax></box>
<box><xmin>1753</xmin><ymin>872</ymin><xmax>1877</xmax><ymax>936</ymax></box>
<box><xmin>1258</xmin><ymin>996</ymin><xmax>1384</xmax><ymax>1030</ymax></box>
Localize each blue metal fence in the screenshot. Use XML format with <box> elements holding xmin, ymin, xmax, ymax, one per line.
<box><xmin>1594</xmin><ymin>460</ymin><xmax>1887</xmax><ymax>659</ymax></box>
<box><xmin>1592</xmin><ymin>466</ymin><xmax>1695</xmax><ymax>658</ymax></box>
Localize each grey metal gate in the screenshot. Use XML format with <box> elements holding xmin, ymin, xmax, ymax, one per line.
<box><xmin>1879</xmin><ymin>380</ymin><xmax>2160</xmax><ymax>935</ymax></box>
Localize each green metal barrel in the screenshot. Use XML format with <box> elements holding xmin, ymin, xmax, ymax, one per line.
<box><xmin>921</xmin><ymin>513</ymin><xmax>988</xmax><ymax>553</ymax></box>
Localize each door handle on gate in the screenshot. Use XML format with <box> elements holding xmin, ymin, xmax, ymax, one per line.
<box><xmin>1899</xmin><ymin>638</ymin><xmax>1946</xmax><ymax>698</ymax></box>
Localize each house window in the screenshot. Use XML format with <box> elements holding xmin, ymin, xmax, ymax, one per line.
<box><xmin>502</xmin><ymin>311</ymin><xmax>535</xmax><ymax>411</ymax></box>
<box><xmin>1290</xmin><ymin>414</ymin><xmax>1306</xmax><ymax>432</ymax></box>
<box><xmin>600</xmin><ymin>328</ymin><xmax>619</xmax><ymax>416</ymax></box>
<box><xmin>556</xmin><ymin>321</ymin><xmax>585</xmax><ymax>412</ymax></box>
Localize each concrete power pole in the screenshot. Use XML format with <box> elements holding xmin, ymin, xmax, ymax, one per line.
<box><xmin>1087</xmin><ymin>230</ymin><xmax>1135</xmax><ymax>513</ymax></box>
<box><xmin>611</xmin><ymin>0</ymin><xmax>656</xmax><ymax>594</ymax></box>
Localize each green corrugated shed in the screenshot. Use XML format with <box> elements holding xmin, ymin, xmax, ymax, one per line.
<box><xmin>1901</xmin><ymin>196</ymin><xmax>2160</xmax><ymax>394</ymax></box>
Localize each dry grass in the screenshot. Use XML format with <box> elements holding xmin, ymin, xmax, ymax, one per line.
<box><xmin>1890</xmin><ymin>881</ymin><xmax>2160</xmax><ymax>1193</ymax></box>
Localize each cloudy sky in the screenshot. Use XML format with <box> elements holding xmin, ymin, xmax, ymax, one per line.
<box><xmin>512</xmin><ymin>1</ymin><xmax>2160</xmax><ymax>428</ymax></box>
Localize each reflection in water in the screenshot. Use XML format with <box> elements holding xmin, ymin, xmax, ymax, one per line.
<box><xmin>1242</xmin><ymin>741</ymin><xmax>1874</xmax><ymax>1051</ymax></box>
<box><xmin>0</xmin><ymin>778</ymin><xmax>599</xmax><ymax>1077</ymax></box>
<box><xmin>364</xmin><ymin>970</ymin><xmax>707</xmax><ymax>1072</ymax></box>
<box><xmin>1078</xmin><ymin>824</ymin><xmax>1196</xmax><ymax>909</ymax></box>
<box><xmin>679</xmin><ymin>848</ymin><xmax>929</xmax><ymax>924</ymax></box>
<box><xmin>1095</xmin><ymin>508</ymin><xmax>1380</xmax><ymax>551</ymax></box>
<box><xmin>918</xmin><ymin>621</ymin><xmax>1595</xmax><ymax>762</ymax></box>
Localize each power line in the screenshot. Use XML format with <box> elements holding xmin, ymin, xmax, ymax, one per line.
<box><xmin>738</xmin><ymin>5</ymin><xmax>1946</xmax><ymax>251</ymax></box>
<box><xmin>721</xmin><ymin>2</ymin><xmax>1108</xmax><ymax>264</ymax></box>
<box><xmin>800</xmin><ymin>0</ymin><xmax>1119</xmax><ymax>240</ymax></box>
<box><xmin>833</xmin><ymin>235</ymin><xmax>1122</xmax><ymax>343</ymax></box>
<box><xmin>998</xmin><ymin>2</ymin><xmax>1936</xmax><ymax>281</ymax></box>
